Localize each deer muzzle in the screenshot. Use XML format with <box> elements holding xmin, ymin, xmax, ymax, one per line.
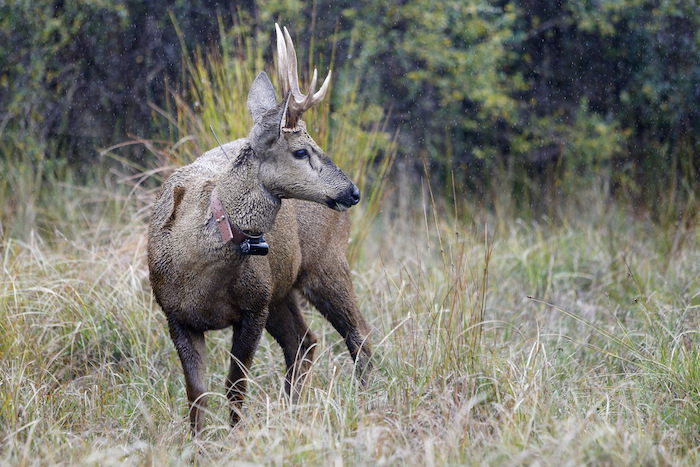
<box><xmin>327</xmin><ymin>184</ymin><xmax>361</xmax><ymax>211</ymax></box>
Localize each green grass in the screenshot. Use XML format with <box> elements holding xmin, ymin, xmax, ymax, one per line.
<box><xmin>1</xmin><ymin>167</ymin><xmax>699</xmax><ymax>464</ymax></box>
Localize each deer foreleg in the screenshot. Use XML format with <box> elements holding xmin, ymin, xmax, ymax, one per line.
<box><xmin>168</xmin><ymin>318</ymin><xmax>207</xmax><ymax>435</ymax></box>
<box><xmin>301</xmin><ymin>262</ymin><xmax>372</xmax><ymax>385</ymax></box>
<box><xmin>226</xmin><ymin>307</ymin><xmax>269</xmax><ymax>426</ymax></box>
<box><xmin>266</xmin><ymin>295</ymin><xmax>318</xmax><ymax>402</ymax></box>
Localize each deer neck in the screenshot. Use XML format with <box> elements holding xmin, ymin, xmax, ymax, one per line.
<box><xmin>214</xmin><ymin>150</ymin><xmax>281</xmax><ymax>235</ymax></box>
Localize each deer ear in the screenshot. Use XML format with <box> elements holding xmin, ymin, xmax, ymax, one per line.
<box><xmin>249</xmin><ymin>93</ymin><xmax>289</xmax><ymax>153</ymax></box>
<box><xmin>247</xmin><ymin>72</ymin><xmax>277</xmax><ymax>123</ymax></box>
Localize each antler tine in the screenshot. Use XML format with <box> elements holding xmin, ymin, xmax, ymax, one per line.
<box><xmin>311</xmin><ymin>69</ymin><xmax>332</xmax><ymax>105</ymax></box>
<box><xmin>283</xmin><ymin>26</ymin><xmax>303</xmax><ymax>100</ymax></box>
<box><xmin>275</xmin><ymin>24</ymin><xmax>332</xmax><ymax>128</ymax></box>
<box><xmin>274</xmin><ymin>23</ymin><xmax>289</xmax><ymax>96</ymax></box>
<box><xmin>304</xmin><ymin>68</ymin><xmax>318</xmax><ymax>108</ymax></box>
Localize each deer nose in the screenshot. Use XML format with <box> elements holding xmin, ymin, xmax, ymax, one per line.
<box><xmin>350</xmin><ymin>185</ymin><xmax>361</xmax><ymax>205</ymax></box>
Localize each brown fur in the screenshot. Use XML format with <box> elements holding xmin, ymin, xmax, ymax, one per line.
<box><xmin>147</xmin><ymin>72</ymin><xmax>372</xmax><ymax>434</ymax></box>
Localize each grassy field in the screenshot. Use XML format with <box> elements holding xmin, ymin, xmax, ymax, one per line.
<box><xmin>2</xmin><ymin>159</ymin><xmax>700</xmax><ymax>465</ymax></box>
<box><xmin>2</xmin><ymin>39</ymin><xmax>699</xmax><ymax>465</ymax></box>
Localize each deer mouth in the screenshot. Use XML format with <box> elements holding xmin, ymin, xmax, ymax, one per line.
<box><xmin>332</xmin><ymin>201</ymin><xmax>352</xmax><ymax>211</ymax></box>
<box><xmin>326</xmin><ymin>185</ymin><xmax>360</xmax><ymax>211</ymax></box>
<box><xmin>326</xmin><ymin>198</ymin><xmax>352</xmax><ymax>211</ymax></box>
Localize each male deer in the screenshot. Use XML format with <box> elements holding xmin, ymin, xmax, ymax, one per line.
<box><xmin>147</xmin><ymin>24</ymin><xmax>372</xmax><ymax>434</ymax></box>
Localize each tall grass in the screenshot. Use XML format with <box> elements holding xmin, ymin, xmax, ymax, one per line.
<box><xmin>0</xmin><ymin>145</ymin><xmax>133</xmax><ymax>241</ymax></box>
<box><xmin>2</xmin><ymin>177</ymin><xmax>700</xmax><ymax>463</ymax></box>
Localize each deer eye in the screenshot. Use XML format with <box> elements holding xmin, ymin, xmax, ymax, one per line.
<box><xmin>292</xmin><ymin>149</ymin><xmax>309</xmax><ymax>159</ymax></box>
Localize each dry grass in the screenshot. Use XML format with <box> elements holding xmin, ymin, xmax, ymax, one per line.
<box><xmin>1</xmin><ymin>170</ymin><xmax>700</xmax><ymax>464</ymax></box>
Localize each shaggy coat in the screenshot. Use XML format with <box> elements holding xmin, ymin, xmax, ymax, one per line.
<box><xmin>147</xmin><ymin>71</ymin><xmax>372</xmax><ymax>434</ymax></box>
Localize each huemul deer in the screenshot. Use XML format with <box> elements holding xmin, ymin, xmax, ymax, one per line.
<box><xmin>147</xmin><ymin>24</ymin><xmax>372</xmax><ymax>434</ymax></box>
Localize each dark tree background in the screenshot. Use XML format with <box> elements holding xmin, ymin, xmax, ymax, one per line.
<box><xmin>1</xmin><ymin>0</ymin><xmax>698</xmax><ymax>208</ymax></box>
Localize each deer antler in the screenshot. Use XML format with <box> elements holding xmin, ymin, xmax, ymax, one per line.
<box><xmin>275</xmin><ymin>23</ymin><xmax>332</xmax><ymax>130</ymax></box>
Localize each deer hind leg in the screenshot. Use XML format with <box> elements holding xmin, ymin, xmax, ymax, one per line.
<box><xmin>226</xmin><ymin>307</ymin><xmax>269</xmax><ymax>426</ymax></box>
<box><xmin>168</xmin><ymin>318</ymin><xmax>207</xmax><ymax>435</ymax></box>
<box><xmin>266</xmin><ymin>293</ymin><xmax>318</xmax><ymax>402</ymax></box>
<box><xmin>300</xmin><ymin>260</ymin><xmax>372</xmax><ymax>385</ymax></box>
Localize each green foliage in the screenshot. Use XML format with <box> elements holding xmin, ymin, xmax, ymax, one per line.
<box><xmin>0</xmin><ymin>0</ymin><xmax>224</xmax><ymax>159</ymax></box>
<box><xmin>507</xmin><ymin>0</ymin><xmax>700</xmax><ymax>206</ymax></box>
<box><xmin>513</xmin><ymin>100</ymin><xmax>627</xmax><ymax>190</ymax></box>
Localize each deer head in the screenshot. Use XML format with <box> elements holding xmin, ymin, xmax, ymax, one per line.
<box><xmin>246</xmin><ymin>24</ymin><xmax>359</xmax><ymax>211</ymax></box>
